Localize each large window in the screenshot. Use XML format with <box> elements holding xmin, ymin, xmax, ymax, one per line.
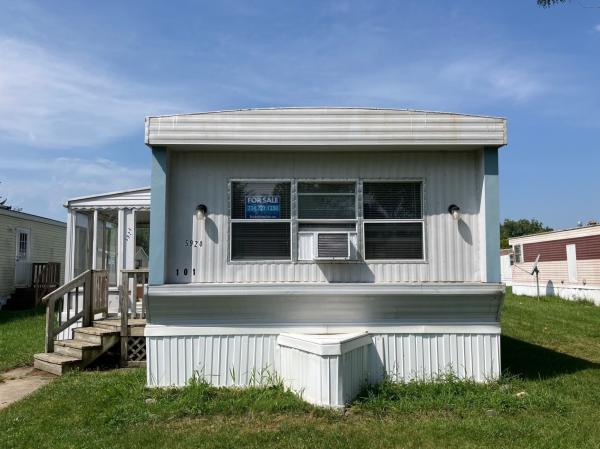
<box><xmin>363</xmin><ymin>182</ymin><xmax>424</xmax><ymax>260</ymax></box>
<box><xmin>229</xmin><ymin>179</ymin><xmax>424</xmax><ymax>262</ymax></box>
<box><xmin>230</xmin><ymin>181</ymin><xmax>291</xmax><ymax>260</ymax></box>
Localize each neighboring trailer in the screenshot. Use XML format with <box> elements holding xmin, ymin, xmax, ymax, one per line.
<box><xmin>144</xmin><ymin>107</ymin><xmax>507</xmax><ymax>405</ymax></box>
<box><xmin>0</xmin><ymin>208</ymin><xmax>66</xmax><ymax>305</ymax></box>
<box><xmin>509</xmin><ymin>225</ymin><xmax>600</xmax><ymax>305</ymax></box>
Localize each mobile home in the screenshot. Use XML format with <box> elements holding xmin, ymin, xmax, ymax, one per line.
<box><xmin>142</xmin><ymin>107</ymin><xmax>507</xmax><ymax>406</ymax></box>
<box><xmin>0</xmin><ymin>208</ymin><xmax>65</xmax><ymax>308</ymax></box>
<box><xmin>510</xmin><ymin>225</ymin><xmax>600</xmax><ymax>305</ymax></box>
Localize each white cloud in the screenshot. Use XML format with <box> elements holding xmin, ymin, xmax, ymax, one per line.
<box><xmin>0</xmin><ymin>38</ymin><xmax>183</xmax><ymax>148</ymax></box>
<box><xmin>0</xmin><ymin>156</ymin><xmax>149</xmax><ymax>219</ymax></box>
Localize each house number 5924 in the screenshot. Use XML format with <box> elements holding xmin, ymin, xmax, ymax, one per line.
<box><xmin>184</xmin><ymin>240</ymin><xmax>202</xmax><ymax>247</ymax></box>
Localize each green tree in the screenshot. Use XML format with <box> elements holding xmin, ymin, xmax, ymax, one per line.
<box><xmin>500</xmin><ymin>218</ymin><xmax>553</xmax><ymax>249</ymax></box>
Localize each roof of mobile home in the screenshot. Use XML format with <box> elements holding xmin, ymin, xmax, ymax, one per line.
<box><xmin>0</xmin><ymin>208</ymin><xmax>65</xmax><ymax>227</ymax></box>
<box><xmin>145</xmin><ymin>107</ymin><xmax>507</xmax><ymax>148</ymax></box>
<box><xmin>509</xmin><ymin>224</ymin><xmax>600</xmax><ymax>245</ymax></box>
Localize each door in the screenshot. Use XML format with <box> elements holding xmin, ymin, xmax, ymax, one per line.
<box><xmin>14</xmin><ymin>228</ymin><xmax>32</xmax><ymax>287</ymax></box>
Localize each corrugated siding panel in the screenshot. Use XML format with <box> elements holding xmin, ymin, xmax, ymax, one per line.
<box><xmin>524</xmin><ymin>234</ymin><xmax>600</xmax><ymax>262</ymax></box>
<box><xmin>166</xmin><ymin>151</ymin><xmax>482</xmax><ymax>284</ymax></box>
<box><xmin>147</xmin><ymin>332</ymin><xmax>500</xmax><ymax>388</ymax></box>
<box><xmin>371</xmin><ymin>333</ymin><xmax>500</xmax><ymax>382</ymax></box>
<box><xmin>0</xmin><ymin>214</ymin><xmax>66</xmax><ymax>297</ymax></box>
<box><xmin>512</xmin><ymin>259</ymin><xmax>600</xmax><ymax>289</ymax></box>
<box><xmin>146</xmin><ymin>108</ymin><xmax>506</xmax><ymax>146</ymax></box>
<box><xmin>69</xmin><ymin>189</ymin><xmax>151</xmax><ymax>210</ymax></box>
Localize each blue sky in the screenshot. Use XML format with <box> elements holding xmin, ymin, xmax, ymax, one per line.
<box><xmin>0</xmin><ymin>0</ymin><xmax>599</xmax><ymax>228</ymax></box>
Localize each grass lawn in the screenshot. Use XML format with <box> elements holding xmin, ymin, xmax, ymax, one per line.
<box><xmin>0</xmin><ymin>307</ymin><xmax>45</xmax><ymax>373</ymax></box>
<box><xmin>1</xmin><ymin>290</ymin><xmax>599</xmax><ymax>449</ymax></box>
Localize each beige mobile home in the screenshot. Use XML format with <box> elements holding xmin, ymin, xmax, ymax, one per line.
<box><xmin>0</xmin><ymin>208</ymin><xmax>65</xmax><ymax>308</ymax></box>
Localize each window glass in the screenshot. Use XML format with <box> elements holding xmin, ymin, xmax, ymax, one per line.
<box><xmin>231</xmin><ymin>222</ymin><xmax>291</xmax><ymax>260</ymax></box>
<box><xmin>364</xmin><ymin>222</ymin><xmax>423</xmax><ymax>260</ymax></box>
<box><xmin>298</xmin><ymin>182</ymin><xmax>356</xmax><ymax>220</ymax></box>
<box><xmin>231</xmin><ymin>182</ymin><xmax>291</xmax><ymax>220</ymax></box>
<box><xmin>363</xmin><ymin>182</ymin><xmax>422</xmax><ymax>219</ymax></box>
<box><xmin>74</xmin><ymin>212</ymin><xmax>90</xmax><ymax>276</ymax></box>
<box><xmin>514</xmin><ymin>245</ymin><xmax>523</xmax><ymax>264</ymax></box>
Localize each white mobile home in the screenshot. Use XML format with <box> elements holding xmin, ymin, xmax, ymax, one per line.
<box><xmin>142</xmin><ymin>107</ymin><xmax>506</xmax><ymax>406</ymax></box>
<box><xmin>509</xmin><ymin>225</ymin><xmax>600</xmax><ymax>305</ymax></box>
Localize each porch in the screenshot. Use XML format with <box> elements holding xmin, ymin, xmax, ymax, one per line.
<box><xmin>33</xmin><ymin>268</ymin><xmax>148</xmax><ymax>375</ymax></box>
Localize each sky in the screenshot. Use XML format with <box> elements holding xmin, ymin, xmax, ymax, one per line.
<box><xmin>0</xmin><ymin>0</ymin><xmax>599</xmax><ymax>229</ymax></box>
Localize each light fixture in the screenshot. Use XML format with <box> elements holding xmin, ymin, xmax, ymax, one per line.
<box><xmin>196</xmin><ymin>204</ymin><xmax>208</xmax><ymax>219</ymax></box>
<box><xmin>448</xmin><ymin>204</ymin><xmax>461</xmax><ymax>221</ymax></box>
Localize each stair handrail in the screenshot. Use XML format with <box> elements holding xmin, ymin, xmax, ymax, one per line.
<box><xmin>119</xmin><ymin>268</ymin><xmax>149</xmax><ymax>366</ymax></box>
<box><xmin>43</xmin><ymin>269</ymin><xmax>108</xmax><ymax>353</ymax></box>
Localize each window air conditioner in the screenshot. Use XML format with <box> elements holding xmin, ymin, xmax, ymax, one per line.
<box><xmin>314</xmin><ymin>232</ymin><xmax>351</xmax><ymax>260</ymax></box>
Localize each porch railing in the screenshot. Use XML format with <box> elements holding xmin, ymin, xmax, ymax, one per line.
<box><xmin>42</xmin><ymin>270</ymin><xmax>109</xmax><ymax>353</ymax></box>
<box><xmin>119</xmin><ymin>269</ymin><xmax>149</xmax><ymax>366</ymax></box>
<box><xmin>32</xmin><ymin>262</ymin><xmax>61</xmax><ymax>305</ymax></box>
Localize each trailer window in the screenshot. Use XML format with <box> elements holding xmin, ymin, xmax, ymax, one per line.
<box><xmin>362</xmin><ymin>182</ymin><xmax>424</xmax><ymax>260</ymax></box>
<box><xmin>514</xmin><ymin>244</ymin><xmax>523</xmax><ymax>264</ymax></box>
<box><xmin>230</xmin><ymin>181</ymin><xmax>291</xmax><ymax>260</ymax></box>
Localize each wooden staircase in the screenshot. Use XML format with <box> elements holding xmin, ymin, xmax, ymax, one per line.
<box><xmin>34</xmin><ymin>322</ymin><xmax>120</xmax><ymax>375</ymax></box>
<box><xmin>33</xmin><ymin>269</ymin><xmax>149</xmax><ymax>376</ymax></box>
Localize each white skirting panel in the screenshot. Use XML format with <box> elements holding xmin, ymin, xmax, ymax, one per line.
<box><xmin>370</xmin><ymin>333</ymin><xmax>501</xmax><ymax>383</ymax></box>
<box><xmin>146</xmin><ymin>334</ymin><xmax>280</xmax><ymax>387</ymax></box>
<box><xmin>146</xmin><ymin>331</ymin><xmax>501</xmax><ymax>388</ymax></box>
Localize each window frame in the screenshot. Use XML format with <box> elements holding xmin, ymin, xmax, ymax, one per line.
<box><xmin>227</xmin><ymin>178</ymin><xmax>427</xmax><ymax>264</ymax></box>
<box><xmin>228</xmin><ymin>179</ymin><xmax>293</xmax><ymax>263</ymax></box>
<box><xmin>513</xmin><ymin>244</ymin><xmax>523</xmax><ymax>264</ymax></box>
<box><xmin>361</xmin><ymin>179</ymin><xmax>427</xmax><ymax>263</ymax></box>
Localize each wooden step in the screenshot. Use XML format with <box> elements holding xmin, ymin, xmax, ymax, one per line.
<box><xmin>34</xmin><ymin>352</ymin><xmax>80</xmax><ymax>376</ymax></box>
<box><xmin>54</xmin><ymin>339</ymin><xmax>101</xmax><ymax>359</ymax></box>
<box><xmin>74</xmin><ymin>326</ymin><xmax>118</xmax><ymax>344</ymax></box>
<box><xmin>93</xmin><ymin>320</ymin><xmax>121</xmax><ymax>331</ymax></box>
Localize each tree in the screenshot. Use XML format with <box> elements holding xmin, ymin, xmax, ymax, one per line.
<box><xmin>0</xmin><ymin>182</ymin><xmax>14</xmax><ymax>210</ymax></box>
<box><xmin>500</xmin><ymin>218</ymin><xmax>553</xmax><ymax>249</ymax></box>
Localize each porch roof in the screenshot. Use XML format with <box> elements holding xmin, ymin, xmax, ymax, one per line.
<box><xmin>65</xmin><ymin>187</ymin><xmax>150</xmax><ymax>210</ymax></box>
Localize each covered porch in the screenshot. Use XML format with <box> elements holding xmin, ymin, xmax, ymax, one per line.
<box><xmin>64</xmin><ymin>187</ymin><xmax>151</xmax><ymax>314</ymax></box>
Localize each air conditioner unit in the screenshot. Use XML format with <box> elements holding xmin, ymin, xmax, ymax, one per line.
<box><xmin>314</xmin><ymin>232</ymin><xmax>352</xmax><ymax>261</ymax></box>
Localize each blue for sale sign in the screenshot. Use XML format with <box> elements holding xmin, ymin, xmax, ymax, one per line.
<box><xmin>245</xmin><ymin>195</ymin><xmax>280</xmax><ymax>219</ymax></box>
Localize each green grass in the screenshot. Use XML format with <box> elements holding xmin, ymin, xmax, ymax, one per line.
<box><xmin>0</xmin><ymin>290</ymin><xmax>599</xmax><ymax>449</ymax></box>
<box><xmin>0</xmin><ymin>307</ymin><xmax>45</xmax><ymax>372</ymax></box>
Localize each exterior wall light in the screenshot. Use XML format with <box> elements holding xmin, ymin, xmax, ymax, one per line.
<box><xmin>448</xmin><ymin>204</ymin><xmax>461</xmax><ymax>221</ymax></box>
<box><xmin>197</xmin><ymin>204</ymin><xmax>208</xmax><ymax>219</ymax></box>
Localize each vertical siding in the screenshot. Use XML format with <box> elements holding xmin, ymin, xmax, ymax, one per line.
<box><xmin>166</xmin><ymin>151</ymin><xmax>482</xmax><ymax>284</ymax></box>
<box><xmin>147</xmin><ymin>332</ymin><xmax>500</xmax><ymax>389</ymax></box>
<box><xmin>0</xmin><ymin>214</ymin><xmax>66</xmax><ymax>298</ymax></box>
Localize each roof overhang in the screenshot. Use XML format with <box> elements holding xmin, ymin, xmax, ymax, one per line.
<box><xmin>65</xmin><ymin>187</ymin><xmax>151</xmax><ymax>210</ymax></box>
<box><xmin>145</xmin><ymin>107</ymin><xmax>507</xmax><ymax>150</ymax></box>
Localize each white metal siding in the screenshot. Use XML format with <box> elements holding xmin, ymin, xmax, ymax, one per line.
<box><xmin>0</xmin><ymin>212</ymin><xmax>66</xmax><ymax>297</ymax></box>
<box><xmin>146</xmin><ymin>108</ymin><xmax>506</xmax><ymax>147</ymax></box>
<box><xmin>166</xmin><ymin>151</ymin><xmax>482</xmax><ymax>284</ymax></box>
<box><xmin>279</xmin><ymin>343</ymin><xmax>369</xmax><ymax>408</ymax></box>
<box><xmin>146</xmin><ymin>331</ymin><xmax>500</xmax><ymax>388</ymax></box>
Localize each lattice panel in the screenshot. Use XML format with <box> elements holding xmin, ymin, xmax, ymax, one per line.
<box><xmin>127</xmin><ymin>337</ymin><xmax>146</xmax><ymax>362</ymax></box>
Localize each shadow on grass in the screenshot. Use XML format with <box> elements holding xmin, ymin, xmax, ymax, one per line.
<box><xmin>501</xmin><ymin>335</ymin><xmax>599</xmax><ymax>380</ymax></box>
<box><xmin>0</xmin><ymin>307</ymin><xmax>45</xmax><ymax>326</ymax></box>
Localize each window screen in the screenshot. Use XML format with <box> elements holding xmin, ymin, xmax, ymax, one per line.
<box><xmin>298</xmin><ymin>182</ymin><xmax>356</xmax><ymax>219</ymax></box>
<box><xmin>231</xmin><ymin>182</ymin><xmax>291</xmax><ymax>219</ymax></box>
<box><xmin>231</xmin><ymin>181</ymin><xmax>291</xmax><ymax>261</ymax></box>
<box><xmin>363</xmin><ymin>182</ymin><xmax>421</xmax><ymax>219</ymax></box>
<box><xmin>364</xmin><ymin>223</ymin><xmax>423</xmax><ymax>260</ymax></box>
<box><xmin>231</xmin><ymin>222</ymin><xmax>291</xmax><ymax>260</ymax></box>
<box><xmin>363</xmin><ymin>182</ymin><xmax>424</xmax><ymax>260</ymax></box>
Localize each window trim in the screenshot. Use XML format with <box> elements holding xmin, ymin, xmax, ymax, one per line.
<box><xmin>361</xmin><ymin>180</ymin><xmax>427</xmax><ymax>263</ymax></box>
<box><xmin>228</xmin><ymin>179</ymin><xmax>293</xmax><ymax>263</ymax></box>
<box><xmin>227</xmin><ymin>178</ymin><xmax>427</xmax><ymax>264</ymax></box>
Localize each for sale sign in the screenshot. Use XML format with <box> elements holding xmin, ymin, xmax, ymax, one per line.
<box><xmin>245</xmin><ymin>195</ymin><xmax>280</xmax><ymax>219</ymax></box>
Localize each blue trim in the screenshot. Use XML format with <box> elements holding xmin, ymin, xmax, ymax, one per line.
<box><xmin>149</xmin><ymin>147</ymin><xmax>168</xmax><ymax>285</ymax></box>
<box><xmin>484</xmin><ymin>147</ymin><xmax>500</xmax><ymax>283</ymax></box>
